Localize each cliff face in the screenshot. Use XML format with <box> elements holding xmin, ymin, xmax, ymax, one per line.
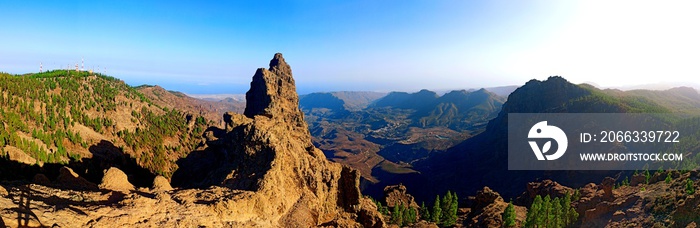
<box><xmin>0</xmin><ymin>53</ymin><xmax>382</xmax><ymax>227</ymax></box>
<box><xmin>171</xmin><ymin>53</ymin><xmax>384</xmax><ymax>227</ymax></box>
<box><xmin>201</xmin><ymin>53</ymin><xmax>375</xmax><ymax>226</ymax></box>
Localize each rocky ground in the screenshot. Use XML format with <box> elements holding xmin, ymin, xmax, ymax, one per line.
<box><xmin>462</xmin><ymin>171</ymin><xmax>700</xmax><ymax>227</ymax></box>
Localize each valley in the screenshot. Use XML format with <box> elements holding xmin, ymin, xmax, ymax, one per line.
<box><xmin>301</xmin><ymin>88</ymin><xmax>506</xmax><ymax>184</ymax></box>
<box><xmin>5</xmin><ymin>1</ymin><xmax>700</xmax><ymax>227</ymax></box>
<box><xmin>2</xmin><ymin>61</ymin><xmax>700</xmax><ymax>227</ymax></box>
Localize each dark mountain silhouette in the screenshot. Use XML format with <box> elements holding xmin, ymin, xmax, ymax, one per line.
<box><xmin>371</xmin><ymin>89</ymin><xmax>440</xmax><ymax>110</ymax></box>
<box><xmin>299</xmin><ymin>92</ymin><xmax>348</xmax><ymax>114</ymax></box>
<box><xmin>368</xmin><ymin>88</ymin><xmax>505</xmax><ymax>130</ymax></box>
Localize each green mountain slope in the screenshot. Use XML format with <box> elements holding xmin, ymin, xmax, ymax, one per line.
<box><xmin>0</xmin><ymin>70</ymin><xmax>209</xmax><ymax>183</ymax></box>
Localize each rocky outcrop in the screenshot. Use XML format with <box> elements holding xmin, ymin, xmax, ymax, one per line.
<box><xmin>467</xmin><ymin>186</ymin><xmax>527</xmax><ymax>227</ymax></box>
<box><xmin>99</xmin><ymin>167</ymin><xmax>135</xmax><ymax>193</ymax></box>
<box><xmin>472</xmin><ymin>186</ymin><xmax>503</xmax><ymax>211</ymax></box>
<box><xmin>384</xmin><ymin>184</ymin><xmax>419</xmax><ymax>209</ymax></box>
<box><xmin>244</xmin><ymin>53</ymin><xmax>307</xmax><ymax>133</ymax></box>
<box><xmin>517</xmin><ymin>179</ymin><xmax>573</xmax><ymax>205</ymax></box>
<box><xmin>670</xmin><ymin>184</ymin><xmax>700</xmax><ymax>227</ymax></box>
<box><xmin>56</xmin><ymin>166</ymin><xmax>98</xmax><ymax>190</ymax></box>
<box><xmin>171</xmin><ymin>53</ymin><xmax>382</xmax><ymax>226</ymax></box>
<box><xmin>152</xmin><ymin>175</ymin><xmax>173</xmax><ymax>191</ymax></box>
<box><xmin>355</xmin><ymin>197</ymin><xmax>386</xmax><ymax>228</ymax></box>
<box><xmin>5</xmin><ymin>146</ymin><xmax>36</xmax><ymax>165</ymax></box>
<box><xmin>630</xmin><ymin>174</ymin><xmax>646</xmax><ymax>186</ymax></box>
<box><xmin>601</xmin><ymin>177</ymin><xmax>615</xmax><ymax>200</ymax></box>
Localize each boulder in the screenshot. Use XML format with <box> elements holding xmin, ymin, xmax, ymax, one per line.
<box><xmin>356</xmin><ymin>197</ymin><xmax>385</xmax><ymax>228</ymax></box>
<box><xmin>56</xmin><ymin>166</ymin><xmax>98</xmax><ymax>190</ymax></box>
<box><xmin>152</xmin><ymin>175</ymin><xmax>173</xmax><ymax>191</ymax></box>
<box><xmin>98</xmin><ymin>167</ymin><xmax>134</xmax><ymax>193</ymax></box>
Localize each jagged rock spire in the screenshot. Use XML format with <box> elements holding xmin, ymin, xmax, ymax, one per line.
<box><xmin>244</xmin><ymin>53</ymin><xmax>307</xmax><ymax>131</ymax></box>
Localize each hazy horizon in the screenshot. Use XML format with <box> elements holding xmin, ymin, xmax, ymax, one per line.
<box><xmin>2</xmin><ymin>1</ymin><xmax>700</xmax><ymax>94</ymax></box>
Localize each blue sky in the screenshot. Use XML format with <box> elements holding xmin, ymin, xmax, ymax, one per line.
<box><xmin>1</xmin><ymin>1</ymin><xmax>699</xmax><ymax>94</ymax></box>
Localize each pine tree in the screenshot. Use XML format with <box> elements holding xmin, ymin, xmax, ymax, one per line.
<box><xmin>665</xmin><ymin>173</ymin><xmax>672</xmax><ymax>184</ymax></box>
<box><xmin>441</xmin><ymin>191</ymin><xmax>452</xmax><ymax>223</ymax></box>
<box><xmin>686</xmin><ymin>179</ymin><xmax>696</xmax><ymax>195</ymax></box>
<box><xmin>440</xmin><ymin>191</ymin><xmax>458</xmax><ymax>226</ymax></box>
<box><xmin>524</xmin><ymin>195</ymin><xmax>541</xmax><ymax>228</ymax></box>
<box><xmin>568</xmin><ymin>207</ymin><xmax>579</xmax><ymax>226</ymax></box>
<box><xmin>562</xmin><ymin>193</ymin><xmax>572</xmax><ymax>225</ymax></box>
<box><xmin>502</xmin><ymin>202</ymin><xmax>516</xmax><ymax>227</ymax></box>
<box><xmin>525</xmin><ymin>195</ymin><xmax>579</xmax><ymax>228</ymax></box>
<box><xmin>392</xmin><ymin>203</ymin><xmax>402</xmax><ymax>225</ymax></box>
<box><xmin>400</xmin><ymin>203</ymin><xmax>410</xmax><ymax>226</ymax></box>
<box><xmin>404</xmin><ymin>207</ymin><xmax>417</xmax><ymax>225</ymax></box>
<box><xmin>420</xmin><ymin>201</ymin><xmax>430</xmax><ymax>221</ymax></box>
<box><xmin>644</xmin><ymin>169</ymin><xmax>651</xmax><ymax>184</ymax></box>
<box><xmin>538</xmin><ymin>195</ymin><xmax>551</xmax><ymax>227</ymax></box>
<box><xmin>373</xmin><ymin>198</ymin><xmax>388</xmax><ymax>216</ymax></box>
<box><xmin>447</xmin><ymin>192</ymin><xmax>458</xmax><ymax>226</ymax></box>
<box><xmin>432</xmin><ymin>195</ymin><xmax>442</xmax><ymax>224</ymax></box>
<box><xmin>550</xmin><ymin>197</ymin><xmax>562</xmax><ymax>228</ymax></box>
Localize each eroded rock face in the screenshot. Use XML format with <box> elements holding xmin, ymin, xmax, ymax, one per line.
<box><xmin>630</xmin><ymin>174</ymin><xmax>646</xmax><ymax>186</ymax></box>
<box><xmin>601</xmin><ymin>177</ymin><xmax>615</xmax><ymax>200</ymax></box>
<box><xmin>244</xmin><ymin>53</ymin><xmax>308</xmax><ymax>135</ymax></box>
<box><xmin>172</xmin><ymin>53</ymin><xmax>381</xmax><ymax>226</ymax></box>
<box><xmin>515</xmin><ymin>179</ymin><xmax>574</xmax><ymax>206</ymax></box>
<box><xmin>473</xmin><ymin>186</ymin><xmax>502</xmax><ymax>211</ymax></box>
<box><xmin>468</xmin><ymin>186</ymin><xmax>527</xmax><ymax>227</ymax></box>
<box><xmin>384</xmin><ymin>184</ymin><xmax>419</xmax><ymax>209</ymax></box>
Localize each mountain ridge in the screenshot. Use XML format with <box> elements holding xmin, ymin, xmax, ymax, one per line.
<box><xmin>373</xmin><ymin>76</ymin><xmax>700</xmax><ymax>204</ymax></box>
